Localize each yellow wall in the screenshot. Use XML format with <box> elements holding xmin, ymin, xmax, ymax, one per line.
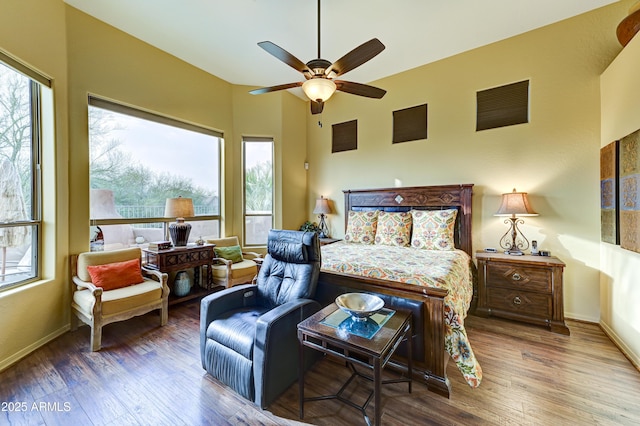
<box><xmin>0</xmin><ymin>0</ymin><xmax>70</xmax><ymax>370</ymax></box>
<box><xmin>306</xmin><ymin>3</ymin><xmax>628</xmax><ymax>323</ymax></box>
<box><xmin>600</xmin><ymin>16</ymin><xmax>640</xmax><ymax>368</ymax></box>
<box><xmin>281</xmin><ymin>92</ymin><xmax>309</xmax><ymax>229</ymax></box>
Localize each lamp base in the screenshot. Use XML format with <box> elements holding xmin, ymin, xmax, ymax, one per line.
<box><xmin>499</xmin><ymin>217</ymin><xmax>530</xmax><ymax>256</ymax></box>
<box><xmin>169</xmin><ymin>220</ymin><xmax>191</xmax><ymax>247</ymax></box>
<box><xmin>318</xmin><ymin>214</ymin><xmax>330</xmax><ymax>239</ymax></box>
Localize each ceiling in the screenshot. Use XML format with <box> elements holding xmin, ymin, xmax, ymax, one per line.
<box><xmin>64</xmin><ymin>0</ymin><xmax>617</xmax><ymax>92</ymax></box>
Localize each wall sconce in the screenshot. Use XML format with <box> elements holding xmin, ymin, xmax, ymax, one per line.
<box><xmin>164</xmin><ymin>196</ymin><xmax>194</xmax><ymax>247</ymax></box>
<box><xmin>313</xmin><ymin>196</ymin><xmax>332</xmax><ymax>238</ymax></box>
<box><xmin>494</xmin><ymin>188</ymin><xmax>538</xmax><ymax>255</ymax></box>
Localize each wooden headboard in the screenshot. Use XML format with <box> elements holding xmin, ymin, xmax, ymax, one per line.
<box><xmin>343</xmin><ymin>184</ymin><xmax>474</xmax><ymax>256</ymax></box>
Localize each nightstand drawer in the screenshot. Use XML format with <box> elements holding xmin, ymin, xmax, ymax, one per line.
<box><xmin>486</xmin><ymin>288</ymin><xmax>552</xmax><ymax>318</ymax></box>
<box><xmin>486</xmin><ymin>263</ymin><xmax>552</xmax><ymax>293</ymax></box>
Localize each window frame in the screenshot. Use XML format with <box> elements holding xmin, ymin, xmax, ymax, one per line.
<box><xmin>242</xmin><ymin>137</ymin><xmax>274</xmax><ymax>247</ymax></box>
<box><xmin>0</xmin><ymin>53</ymin><xmax>46</xmax><ymax>291</ymax></box>
<box><xmin>87</xmin><ymin>96</ymin><xmax>223</xmax><ymax>242</ymax></box>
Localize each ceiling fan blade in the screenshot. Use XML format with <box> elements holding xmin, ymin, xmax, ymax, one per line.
<box><xmin>335</xmin><ymin>81</ymin><xmax>386</xmax><ymax>99</ymax></box>
<box><xmin>249</xmin><ymin>82</ymin><xmax>302</xmax><ymax>95</ymax></box>
<box><xmin>311</xmin><ymin>100</ymin><xmax>324</xmax><ymax>114</ymax></box>
<box><xmin>258</xmin><ymin>41</ymin><xmax>313</xmax><ymax>75</ymax></box>
<box><xmin>326</xmin><ymin>38</ymin><xmax>385</xmax><ymax>77</ymax></box>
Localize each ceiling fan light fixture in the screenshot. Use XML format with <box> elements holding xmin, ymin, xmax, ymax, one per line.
<box><xmin>302</xmin><ymin>78</ymin><xmax>336</xmax><ymax>102</ymax></box>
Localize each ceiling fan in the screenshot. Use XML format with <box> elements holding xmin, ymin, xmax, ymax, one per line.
<box><xmin>249</xmin><ymin>0</ymin><xmax>387</xmax><ymax>115</ymax></box>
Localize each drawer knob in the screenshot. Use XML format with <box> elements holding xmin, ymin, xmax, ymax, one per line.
<box><xmin>512</xmin><ymin>273</ymin><xmax>522</xmax><ymax>281</ymax></box>
<box><xmin>513</xmin><ymin>296</ymin><xmax>522</xmax><ymax>305</ymax></box>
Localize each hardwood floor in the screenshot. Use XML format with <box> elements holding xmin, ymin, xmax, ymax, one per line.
<box><xmin>1</xmin><ymin>299</ymin><xmax>639</xmax><ymax>426</ymax></box>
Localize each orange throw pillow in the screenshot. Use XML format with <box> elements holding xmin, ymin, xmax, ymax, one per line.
<box><xmin>86</xmin><ymin>258</ymin><xmax>144</xmax><ymax>291</ymax></box>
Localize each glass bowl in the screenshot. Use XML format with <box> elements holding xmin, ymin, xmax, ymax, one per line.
<box><xmin>335</xmin><ymin>293</ymin><xmax>384</xmax><ymax>322</ymax></box>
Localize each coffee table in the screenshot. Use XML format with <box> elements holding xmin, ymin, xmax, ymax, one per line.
<box><xmin>297</xmin><ymin>302</ymin><xmax>412</xmax><ymax>426</ymax></box>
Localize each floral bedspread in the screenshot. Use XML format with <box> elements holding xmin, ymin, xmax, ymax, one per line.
<box><xmin>321</xmin><ymin>241</ymin><xmax>482</xmax><ymax>388</ymax></box>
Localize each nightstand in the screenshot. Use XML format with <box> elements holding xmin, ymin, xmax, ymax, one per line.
<box><xmin>475</xmin><ymin>251</ymin><xmax>569</xmax><ymax>335</ymax></box>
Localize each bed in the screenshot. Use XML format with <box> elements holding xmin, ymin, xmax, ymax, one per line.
<box><xmin>314</xmin><ymin>184</ymin><xmax>482</xmax><ymax>398</ymax></box>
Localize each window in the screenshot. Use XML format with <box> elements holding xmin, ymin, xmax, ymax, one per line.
<box><xmin>88</xmin><ymin>97</ymin><xmax>222</xmax><ymax>250</ymax></box>
<box><xmin>243</xmin><ymin>138</ymin><xmax>273</xmax><ymax>246</ymax></box>
<box><xmin>0</xmin><ymin>55</ymin><xmax>47</xmax><ymax>290</ymax></box>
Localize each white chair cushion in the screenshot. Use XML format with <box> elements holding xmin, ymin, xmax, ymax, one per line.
<box><xmin>211</xmin><ymin>259</ymin><xmax>257</xmax><ymax>279</ymax></box>
<box><xmin>73</xmin><ymin>278</ymin><xmax>162</xmax><ymax>317</ymax></box>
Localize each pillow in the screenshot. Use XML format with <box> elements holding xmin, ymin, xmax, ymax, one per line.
<box><xmin>344</xmin><ymin>210</ymin><xmax>379</xmax><ymax>244</ymax></box>
<box><xmin>374</xmin><ymin>211</ymin><xmax>412</xmax><ymax>247</ymax></box>
<box><xmin>215</xmin><ymin>245</ymin><xmax>244</xmax><ymax>263</ymax></box>
<box><xmin>86</xmin><ymin>258</ymin><xmax>144</xmax><ymax>291</ymax></box>
<box><xmin>410</xmin><ymin>209</ymin><xmax>458</xmax><ymax>250</ymax></box>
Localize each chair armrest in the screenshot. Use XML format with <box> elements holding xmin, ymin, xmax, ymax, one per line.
<box><xmin>253</xmin><ymin>298</ymin><xmax>322</xmax><ymax>408</ymax></box>
<box><xmin>200</xmin><ymin>284</ymin><xmax>257</xmax><ymax>367</ymax></box>
<box><xmin>242</xmin><ymin>251</ymin><xmax>262</xmax><ymax>260</ymax></box>
<box><xmin>72</xmin><ymin>276</ymin><xmax>102</xmax><ymax>296</ymax></box>
<box><xmin>210</xmin><ymin>257</ymin><xmax>233</xmax><ymax>288</ymax></box>
<box><xmin>141</xmin><ymin>266</ymin><xmax>166</xmax><ymax>282</ymax></box>
<box><xmin>211</xmin><ymin>257</ymin><xmax>232</xmax><ymax>266</ymax></box>
<box><xmin>256</xmin><ymin>299</ymin><xmax>320</xmax><ymax>332</ymax></box>
<box><xmin>141</xmin><ymin>266</ymin><xmax>169</xmax><ymax>297</ymax></box>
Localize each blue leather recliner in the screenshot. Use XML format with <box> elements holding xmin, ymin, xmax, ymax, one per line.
<box><xmin>200</xmin><ymin>229</ymin><xmax>322</xmax><ymax>408</ymax></box>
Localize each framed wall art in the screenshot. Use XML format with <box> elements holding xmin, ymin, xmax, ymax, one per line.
<box><xmin>620</xmin><ymin>129</ymin><xmax>640</xmax><ymax>253</ymax></box>
<box><xmin>600</xmin><ymin>140</ymin><xmax>619</xmax><ymax>244</ymax></box>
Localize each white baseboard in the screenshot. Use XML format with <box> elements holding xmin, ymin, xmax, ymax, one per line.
<box><xmin>564</xmin><ymin>311</ymin><xmax>599</xmax><ymax>323</ymax></box>
<box><xmin>599</xmin><ymin>320</ymin><xmax>640</xmax><ymax>371</ymax></box>
<box><xmin>0</xmin><ymin>325</ymin><xmax>70</xmax><ymax>372</ymax></box>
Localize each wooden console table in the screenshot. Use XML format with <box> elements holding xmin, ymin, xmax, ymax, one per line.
<box><xmin>143</xmin><ymin>244</ymin><xmax>217</xmax><ymax>305</ymax></box>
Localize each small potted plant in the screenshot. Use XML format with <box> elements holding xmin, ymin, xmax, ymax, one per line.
<box><xmin>299</xmin><ymin>221</ymin><xmax>320</xmax><ymax>234</ymax></box>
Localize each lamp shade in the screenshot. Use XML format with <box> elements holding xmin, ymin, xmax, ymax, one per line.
<box><xmin>164</xmin><ymin>197</ymin><xmax>194</xmax><ymax>247</ymax></box>
<box><xmin>302</xmin><ymin>78</ymin><xmax>337</xmax><ymax>102</ymax></box>
<box><xmin>494</xmin><ymin>189</ymin><xmax>538</xmax><ymax>217</ymax></box>
<box><xmin>313</xmin><ymin>196</ymin><xmax>331</xmax><ymax>215</ymax></box>
<box><xmin>164</xmin><ymin>197</ymin><xmax>194</xmax><ymax>219</ymax></box>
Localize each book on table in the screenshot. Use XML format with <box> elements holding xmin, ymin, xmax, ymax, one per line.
<box><xmin>148</xmin><ymin>241</ymin><xmax>172</xmax><ymax>250</ymax></box>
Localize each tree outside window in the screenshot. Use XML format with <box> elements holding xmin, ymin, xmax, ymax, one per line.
<box><xmin>0</xmin><ymin>62</ymin><xmax>40</xmax><ymax>288</ymax></box>
<box><xmin>243</xmin><ymin>139</ymin><xmax>273</xmax><ymax>246</ymax></box>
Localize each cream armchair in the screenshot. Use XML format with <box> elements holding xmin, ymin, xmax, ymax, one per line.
<box><xmin>70</xmin><ymin>247</ymin><xmax>169</xmax><ymax>351</ymax></box>
<box><xmin>206</xmin><ymin>236</ymin><xmax>262</xmax><ymax>288</ymax></box>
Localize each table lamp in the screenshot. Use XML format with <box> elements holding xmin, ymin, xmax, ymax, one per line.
<box><xmin>165</xmin><ymin>196</ymin><xmax>194</xmax><ymax>246</ymax></box>
<box><xmin>313</xmin><ymin>196</ymin><xmax>332</xmax><ymax>238</ymax></box>
<box><xmin>494</xmin><ymin>188</ymin><xmax>538</xmax><ymax>255</ymax></box>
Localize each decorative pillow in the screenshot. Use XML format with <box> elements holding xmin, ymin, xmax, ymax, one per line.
<box><xmin>374</xmin><ymin>211</ymin><xmax>412</xmax><ymax>247</ymax></box>
<box><xmin>215</xmin><ymin>245</ymin><xmax>244</xmax><ymax>263</ymax></box>
<box><xmin>86</xmin><ymin>258</ymin><xmax>144</xmax><ymax>291</ymax></box>
<box><xmin>410</xmin><ymin>209</ymin><xmax>458</xmax><ymax>250</ymax></box>
<box><xmin>344</xmin><ymin>210</ymin><xmax>379</xmax><ymax>244</ymax></box>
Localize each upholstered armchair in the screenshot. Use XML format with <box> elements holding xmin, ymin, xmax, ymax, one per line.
<box><xmin>71</xmin><ymin>247</ymin><xmax>169</xmax><ymax>351</ymax></box>
<box><xmin>200</xmin><ymin>230</ymin><xmax>322</xmax><ymax>408</ymax></box>
<box><xmin>205</xmin><ymin>236</ymin><xmax>262</xmax><ymax>288</ymax></box>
